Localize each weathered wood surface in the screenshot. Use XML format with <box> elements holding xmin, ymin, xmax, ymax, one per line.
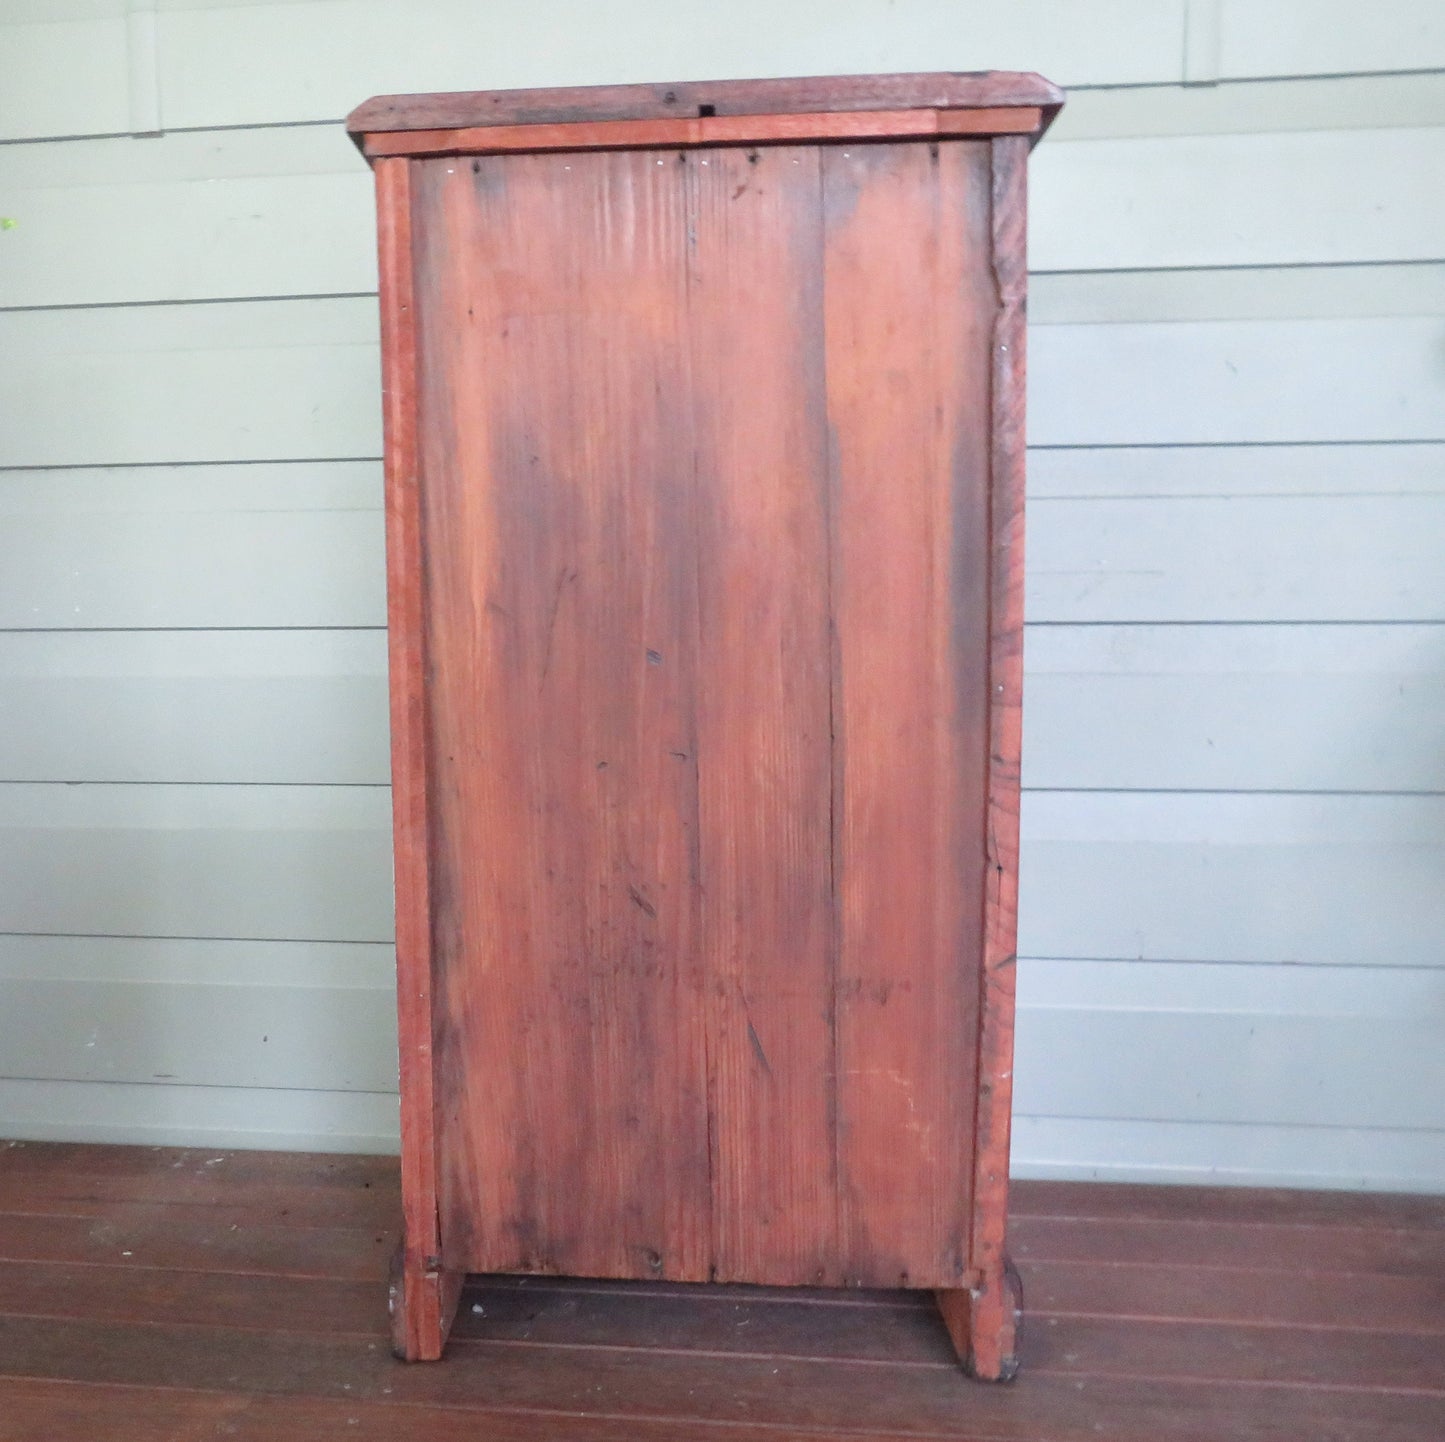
<box><xmin>957</xmin><ymin>130</ymin><xmax>1031</xmax><ymax>1382</ymax></box>
<box><xmin>348</xmin><ymin>72</ymin><xmax>1062</xmax><ymax>141</ymax></box>
<box><xmin>373</xmin><ymin>153</ymin><xmax>456</xmax><ymax>1362</ymax></box>
<box><xmin>359</xmin><ymin>107</ymin><xmax>1044</xmax><ymax>159</ymax></box>
<box><xmin>822</xmin><ymin>139</ymin><xmax>992</xmax><ymax>1295</ymax></box>
<box><xmin>402</xmin><ymin>133</ymin><xmax>1013</xmax><ymax>1317</ymax></box>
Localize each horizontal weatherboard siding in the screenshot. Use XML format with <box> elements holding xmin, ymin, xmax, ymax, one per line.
<box><xmin>1024</xmin><ymin>623</ymin><xmax>1445</xmax><ymax>793</ymax></box>
<box><xmin>5</xmin><ymin>622</ymin><xmax>1443</xmax><ymax>795</ymax></box>
<box><xmin>1027</xmin><ymin>492</ymin><xmax>1445</xmax><ymax>622</ymax></box>
<box><xmin>4</xmin><ymin>303</ymin><xmax>1440</xmax><ymax>467</ymax></box>
<box><xmin>0</xmin><ymin>783</ymin><xmax>394</xmax><ymax>943</ymax></box>
<box><xmin>0</xmin><ymin>0</ymin><xmax>1440</xmax><ymax>1188</ymax></box>
<box><xmin>0</xmin><ymin>630</ymin><xmax>390</xmax><ymax>785</ymax></box>
<box><xmin>5</xmin><ymin>2</ymin><xmax>1441</xmax><ymax>142</ymax></box>
<box><xmin>5</xmin><ymin>124</ymin><xmax>1441</xmax><ymax>308</ymax></box>
<box><xmin>1019</xmin><ymin>792</ymin><xmax>1445</xmax><ymax>969</ymax></box>
<box><xmin>7</xmin><ymin>460</ymin><xmax>1441</xmax><ymax>631</ymax></box>
<box><xmin>1014</xmin><ymin>959</ymin><xmax>1445</xmax><ymax>1131</ymax></box>
<box><xmin>2</xmin><ymin>784</ymin><xmax>1441</xmax><ymax>969</ymax></box>
<box><xmin>0</xmin><ymin>1078</ymin><xmax>401</xmax><ymax>1153</ymax></box>
<box><xmin>0</xmin><ymin>979</ymin><xmax>396</xmax><ymax>1092</ymax></box>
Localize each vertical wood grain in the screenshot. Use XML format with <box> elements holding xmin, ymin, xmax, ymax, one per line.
<box><xmin>961</xmin><ymin>132</ymin><xmax>1031</xmax><ymax>1380</ymax></box>
<box><xmin>399</xmin><ymin>133</ymin><xmax>1017</xmax><ymax>1299</ymax></box>
<box><xmin>685</xmin><ymin>146</ymin><xmax>837</xmax><ymax>1284</ymax></box>
<box><xmin>374</xmin><ymin>155</ymin><xmax>450</xmax><ymax>1360</ymax></box>
<box><xmin>823</xmin><ymin>141</ymin><xmax>995</xmax><ymax>1287</ymax></box>
<box><xmin>412</xmin><ymin>150</ymin><xmax>712</xmax><ymax>1281</ymax></box>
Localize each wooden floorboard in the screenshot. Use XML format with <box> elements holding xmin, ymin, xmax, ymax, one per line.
<box><xmin>1009</xmin><ymin>1180</ymin><xmax>1445</xmax><ymax>1229</ymax></box>
<box><xmin>0</xmin><ymin>1258</ymin><xmax>382</xmax><ymax>1337</ymax></box>
<box><xmin>0</xmin><ymin>1142</ymin><xmax>1440</xmax><ymax>1442</ymax></box>
<box><xmin>0</xmin><ymin>1140</ymin><xmax>399</xmax><ymax>1230</ymax></box>
<box><xmin>1012</xmin><ymin>1214</ymin><xmax>1445</xmax><ymax>1273</ymax></box>
<box><xmin>0</xmin><ymin>1209</ymin><xmax>394</xmax><ymax>1281</ymax></box>
<box><xmin>1024</xmin><ymin>1257</ymin><xmax>1445</xmax><ymax>1331</ymax></box>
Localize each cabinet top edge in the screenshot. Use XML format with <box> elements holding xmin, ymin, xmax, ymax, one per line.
<box><xmin>346</xmin><ymin>71</ymin><xmax>1063</xmax><ymax>156</ymax></box>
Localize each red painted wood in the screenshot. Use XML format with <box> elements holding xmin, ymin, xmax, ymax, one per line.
<box><xmin>955</xmin><ymin>132</ymin><xmax>1033</xmax><ymax>1383</ymax></box>
<box><xmin>348</xmin><ymin>71</ymin><xmax>1063</xmax><ymax>142</ymax></box>
<box><xmin>360</xmin><ymin>75</ymin><xmax>1056</xmax><ymax>1372</ymax></box>
<box><xmin>822</xmin><ymin>140</ymin><xmax>993</xmax><ymax>1292</ymax></box>
<box><xmin>360</xmin><ymin>107</ymin><xmax>1044</xmax><ymax>160</ymax></box>
<box><xmin>411</xmin><ymin>148</ymin><xmax>713</xmax><ymax>1284</ymax></box>
<box><xmin>686</xmin><ymin>145</ymin><xmax>837</xmax><ymax>1286</ymax></box>
<box><xmin>374</xmin><ymin>154</ymin><xmax>456</xmax><ymax>1362</ymax></box>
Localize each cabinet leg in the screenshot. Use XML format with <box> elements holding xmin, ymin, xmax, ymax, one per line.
<box><xmin>935</xmin><ymin>1258</ymin><xmax>1023</xmax><ymax>1382</ymax></box>
<box><xmin>388</xmin><ymin>1241</ymin><xmax>464</xmax><ymax>1361</ymax></box>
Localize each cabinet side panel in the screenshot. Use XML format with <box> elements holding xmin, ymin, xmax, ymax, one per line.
<box><xmin>970</xmin><ymin>133</ymin><xmax>1030</xmax><ymax>1304</ymax></box>
<box><xmin>412</xmin><ymin>150</ymin><xmax>712</xmax><ymax>1280</ymax></box>
<box><xmin>686</xmin><ymin>146</ymin><xmax>839</xmax><ymax>1284</ymax></box>
<box><xmin>375</xmin><ymin>157</ymin><xmax>444</xmax><ymax>1332</ymax></box>
<box><xmin>823</xmin><ymin>140</ymin><xmax>995</xmax><ymax>1287</ymax></box>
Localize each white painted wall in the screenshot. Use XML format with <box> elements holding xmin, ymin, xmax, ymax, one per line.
<box><xmin>1</xmin><ymin>0</ymin><xmax>1442</xmax><ymax>1190</ymax></box>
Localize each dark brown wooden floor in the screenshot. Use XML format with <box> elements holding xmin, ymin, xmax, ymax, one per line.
<box><xmin>0</xmin><ymin>1142</ymin><xmax>1441</xmax><ymax>1440</ymax></box>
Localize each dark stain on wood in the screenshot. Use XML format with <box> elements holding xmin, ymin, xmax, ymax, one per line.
<box><xmin>357</xmin><ymin>78</ymin><xmax>1058</xmax><ymax>1375</ymax></box>
<box><xmin>348</xmin><ymin>71</ymin><xmax>1064</xmax><ymax>141</ymax></box>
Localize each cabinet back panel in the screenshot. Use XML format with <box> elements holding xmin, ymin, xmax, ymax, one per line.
<box><xmin>411</xmin><ymin>140</ymin><xmax>993</xmax><ymax>1288</ymax></box>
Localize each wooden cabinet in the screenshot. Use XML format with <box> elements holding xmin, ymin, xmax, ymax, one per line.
<box><xmin>348</xmin><ymin>72</ymin><xmax>1061</xmax><ymax>1381</ymax></box>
